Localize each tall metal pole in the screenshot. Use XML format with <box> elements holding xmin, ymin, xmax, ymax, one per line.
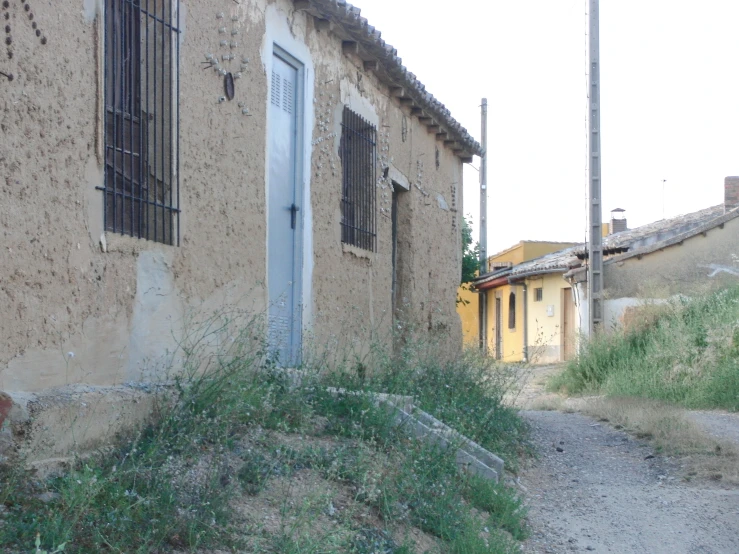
<box><xmin>587</xmin><ymin>0</ymin><xmax>603</xmax><ymax>335</ymax></box>
<box><xmin>479</xmin><ymin>98</ymin><xmax>488</xmax><ymax>352</ymax></box>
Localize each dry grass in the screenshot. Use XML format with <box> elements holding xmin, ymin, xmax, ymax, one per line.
<box><xmin>528</xmin><ymin>395</ymin><xmax>566</xmax><ymax>412</ymax></box>
<box><xmin>581</xmin><ymin>397</ymin><xmax>739</xmax><ymax>484</ymax></box>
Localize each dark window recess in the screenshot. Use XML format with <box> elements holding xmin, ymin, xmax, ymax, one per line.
<box><xmin>340</xmin><ymin>107</ymin><xmax>377</xmax><ymax>251</ymax></box>
<box><xmin>508</xmin><ymin>291</ymin><xmax>516</xmax><ymax>330</ymax></box>
<box><xmin>534</xmin><ymin>287</ymin><xmax>543</xmax><ymax>302</ymax></box>
<box><xmin>101</xmin><ymin>0</ymin><xmax>180</xmax><ymax>245</ymax></box>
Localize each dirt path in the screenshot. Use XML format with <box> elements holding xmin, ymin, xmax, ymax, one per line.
<box><xmin>512</xmin><ymin>366</ymin><xmax>739</xmax><ymax>554</ymax></box>
<box><xmin>686</xmin><ymin>411</ymin><xmax>739</xmax><ymax>447</ymax></box>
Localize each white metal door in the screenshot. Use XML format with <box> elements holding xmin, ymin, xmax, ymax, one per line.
<box><xmin>268</xmin><ymin>51</ymin><xmax>302</xmax><ymax>366</ymax></box>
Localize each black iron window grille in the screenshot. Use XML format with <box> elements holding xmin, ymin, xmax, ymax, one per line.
<box><xmin>340</xmin><ymin>107</ymin><xmax>377</xmax><ymax>251</ymax></box>
<box><xmin>534</xmin><ymin>287</ymin><xmax>543</xmax><ymax>302</ymax></box>
<box><xmin>101</xmin><ymin>0</ymin><xmax>180</xmax><ymax>245</ymax></box>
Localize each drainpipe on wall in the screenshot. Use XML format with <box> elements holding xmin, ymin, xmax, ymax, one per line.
<box><xmin>522</xmin><ymin>282</ymin><xmax>528</xmax><ymax>363</ymax></box>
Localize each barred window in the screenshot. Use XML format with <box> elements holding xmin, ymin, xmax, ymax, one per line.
<box><xmin>102</xmin><ymin>0</ymin><xmax>180</xmax><ymax>245</ymax></box>
<box><xmin>534</xmin><ymin>287</ymin><xmax>543</xmax><ymax>302</ymax></box>
<box><xmin>340</xmin><ymin>107</ymin><xmax>377</xmax><ymax>251</ymax></box>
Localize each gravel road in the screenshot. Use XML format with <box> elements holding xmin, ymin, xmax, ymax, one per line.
<box><xmin>518</xmin><ymin>410</ymin><xmax>739</xmax><ymax>553</ymax></box>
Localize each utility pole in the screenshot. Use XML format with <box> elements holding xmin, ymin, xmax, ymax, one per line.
<box><xmin>479</xmin><ymin>98</ymin><xmax>488</xmax><ymax>353</ymax></box>
<box><xmin>587</xmin><ymin>0</ymin><xmax>603</xmax><ymax>335</ymax></box>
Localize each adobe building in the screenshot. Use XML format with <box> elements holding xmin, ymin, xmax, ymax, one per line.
<box><xmin>0</xmin><ymin>0</ymin><xmax>480</xmax><ymax>460</ymax></box>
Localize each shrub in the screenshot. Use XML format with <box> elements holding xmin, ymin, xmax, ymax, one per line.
<box><xmin>553</xmin><ymin>285</ymin><xmax>739</xmax><ymax>411</ymax></box>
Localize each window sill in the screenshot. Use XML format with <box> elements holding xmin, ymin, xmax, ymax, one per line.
<box><xmin>342</xmin><ymin>242</ymin><xmax>374</xmax><ymax>261</ymax></box>
<box><xmin>101</xmin><ymin>232</ymin><xmax>177</xmax><ymax>254</ymax></box>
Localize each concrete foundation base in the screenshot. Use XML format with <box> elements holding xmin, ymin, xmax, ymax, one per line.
<box><xmin>0</xmin><ymin>384</ymin><xmax>158</xmax><ymax>473</ymax></box>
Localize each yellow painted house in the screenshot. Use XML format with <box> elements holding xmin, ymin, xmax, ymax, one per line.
<box><xmin>459</xmin><ymin>241</ymin><xmax>578</xmax><ymax>363</ymax></box>
<box><xmin>457</xmin><ymin>283</ymin><xmax>480</xmax><ymax>347</ymax></box>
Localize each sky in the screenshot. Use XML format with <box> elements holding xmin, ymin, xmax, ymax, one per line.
<box><xmin>358</xmin><ymin>0</ymin><xmax>739</xmax><ymax>255</ymax></box>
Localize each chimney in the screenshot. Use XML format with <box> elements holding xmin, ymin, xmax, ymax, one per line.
<box><xmin>609</xmin><ymin>208</ymin><xmax>627</xmax><ymax>234</ymax></box>
<box><xmin>725</xmin><ymin>176</ymin><xmax>739</xmax><ymax>213</ymax></box>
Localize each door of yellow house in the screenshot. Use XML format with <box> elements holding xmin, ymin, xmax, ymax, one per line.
<box><xmin>562</xmin><ymin>287</ymin><xmax>576</xmax><ymax>361</ymax></box>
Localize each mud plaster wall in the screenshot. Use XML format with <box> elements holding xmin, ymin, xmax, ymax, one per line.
<box><xmin>0</xmin><ymin>0</ymin><xmax>464</xmax><ymax>392</ymax></box>
<box><xmin>1</xmin><ymin>0</ymin><xmax>269</xmax><ymax>392</ymax></box>
<box><xmin>301</xmin><ymin>12</ymin><xmax>463</xmax><ymax>356</ymax></box>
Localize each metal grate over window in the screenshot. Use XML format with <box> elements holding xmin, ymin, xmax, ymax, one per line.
<box><xmin>340</xmin><ymin>107</ymin><xmax>377</xmax><ymax>251</ymax></box>
<box><xmin>534</xmin><ymin>287</ymin><xmax>543</xmax><ymax>302</ymax></box>
<box><xmin>100</xmin><ymin>0</ymin><xmax>181</xmax><ymax>245</ymax></box>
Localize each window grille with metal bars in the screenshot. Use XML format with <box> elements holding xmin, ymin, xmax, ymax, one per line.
<box><xmin>340</xmin><ymin>107</ymin><xmax>377</xmax><ymax>251</ymax></box>
<box><xmin>100</xmin><ymin>0</ymin><xmax>180</xmax><ymax>245</ymax></box>
<box><xmin>534</xmin><ymin>287</ymin><xmax>543</xmax><ymax>302</ymax></box>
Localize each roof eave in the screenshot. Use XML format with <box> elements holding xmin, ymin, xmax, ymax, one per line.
<box><xmin>508</xmin><ymin>267</ymin><xmax>569</xmax><ymax>282</ymax></box>
<box><xmin>299</xmin><ymin>0</ymin><xmax>483</xmax><ymax>159</ymax></box>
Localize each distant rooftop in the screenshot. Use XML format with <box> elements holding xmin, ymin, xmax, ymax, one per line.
<box><xmin>474</xmin><ymin>203</ymin><xmax>739</xmax><ymax>286</ymax></box>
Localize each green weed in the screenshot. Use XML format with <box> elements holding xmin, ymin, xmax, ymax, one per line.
<box><xmin>0</xmin><ymin>308</ymin><xmax>529</xmax><ymax>553</ymax></box>
<box><xmin>552</xmin><ymin>285</ymin><xmax>739</xmax><ymax>411</ymax></box>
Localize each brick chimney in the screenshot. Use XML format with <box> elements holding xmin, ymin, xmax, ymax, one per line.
<box><xmin>609</xmin><ymin>208</ymin><xmax>627</xmax><ymax>234</ymax></box>
<box><xmin>726</xmin><ymin>176</ymin><xmax>739</xmax><ymax>213</ymax></box>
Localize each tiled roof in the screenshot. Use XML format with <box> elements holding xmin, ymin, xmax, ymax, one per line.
<box><xmin>297</xmin><ymin>0</ymin><xmax>483</xmax><ymax>158</ymax></box>
<box><xmin>492</xmin><ymin>204</ymin><xmax>739</xmax><ymax>280</ymax></box>
<box><xmin>596</xmin><ymin>205</ymin><xmax>728</xmax><ymax>255</ymax></box>
<box><xmin>472</xmin><ymin>267</ymin><xmax>511</xmax><ymax>288</ymax></box>
<box><xmin>605</xmin><ymin>206</ymin><xmax>739</xmax><ymax>263</ymax></box>
<box><xmin>508</xmin><ymin>246</ymin><xmax>582</xmax><ymax>278</ymax></box>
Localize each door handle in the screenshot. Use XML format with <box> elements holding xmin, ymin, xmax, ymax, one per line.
<box><xmin>288</xmin><ymin>203</ymin><xmax>300</xmax><ymax>229</ymax></box>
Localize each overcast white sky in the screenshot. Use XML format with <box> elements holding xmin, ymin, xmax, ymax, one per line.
<box><xmin>359</xmin><ymin>0</ymin><xmax>739</xmax><ymax>255</ymax></box>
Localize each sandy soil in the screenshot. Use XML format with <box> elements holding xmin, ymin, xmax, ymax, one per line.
<box><xmin>513</xmin><ymin>365</ymin><xmax>739</xmax><ymax>554</ymax></box>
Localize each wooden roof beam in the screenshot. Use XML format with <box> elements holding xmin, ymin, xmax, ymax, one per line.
<box><xmin>342</xmin><ymin>41</ymin><xmax>359</xmax><ymax>55</ymax></box>
<box><xmin>314</xmin><ymin>18</ymin><xmax>333</xmax><ymax>32</ymax></box>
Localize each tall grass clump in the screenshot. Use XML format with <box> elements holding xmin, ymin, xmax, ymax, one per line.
<box><xmin>0</xmin><ymin>309</ymin><xmax>311</xmax><ymax>553</ymax></box>
<box><xmin>553</xmin><ymin>285</ymin><xmax>739</xmax><ymax>410</ymax></box>
<box><xmin>313</xmin><ymin>322</ymin><xmax>530</xmax><ymax>465</ymax></box>
<box><xmin>0</xmin><ymin>307</ymin><xmax>530</xmax><ymax>553</ymax></box>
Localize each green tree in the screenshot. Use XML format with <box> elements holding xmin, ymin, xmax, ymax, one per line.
<box><xmin>458</xmin><ymin>216</ymin><xmax>480</xmax><ymax>306</ymax></box>
<box><xmin>461</xmin><ymin>215</ymin><xmax>480</xmax><ymax>284</ymax></box>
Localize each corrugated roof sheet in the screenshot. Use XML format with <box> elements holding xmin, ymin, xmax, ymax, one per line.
<box><xmin>300</xmin><ymin>0</ymin><xmax>483</xmax><ymax>158</ymax></box>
